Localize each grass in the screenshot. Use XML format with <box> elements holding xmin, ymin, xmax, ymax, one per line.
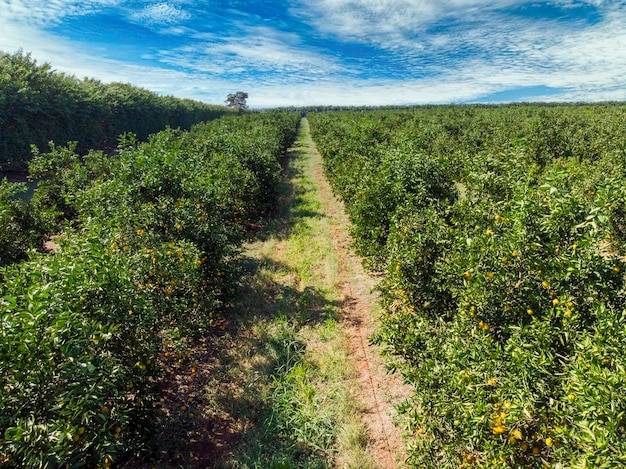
<box><xmin>217</xmin><ymin>120</ymin><xmax>374</xmax><ymax>468</ymax></box>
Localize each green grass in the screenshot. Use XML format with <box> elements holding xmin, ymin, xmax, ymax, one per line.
<box><xmin>218</xmin><ymin>119</ymin><xmax>374</xmax><ymax>468</ymax></box>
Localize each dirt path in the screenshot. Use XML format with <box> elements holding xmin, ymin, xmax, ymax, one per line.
<box><xmin>129</xmin><ymin>117</ymin><xmax>409</xmax><ymax>468</ymax></box>
<box><xmin>301</xmin><ymin>118</ymin><xmax>410</xmax><ymax>468</ymax></box>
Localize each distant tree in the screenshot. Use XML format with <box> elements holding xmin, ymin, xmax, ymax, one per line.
<box><xmin>225</xmin><ymin>91</ymin><xmax>248</xmax><ymax>111</ymax></box>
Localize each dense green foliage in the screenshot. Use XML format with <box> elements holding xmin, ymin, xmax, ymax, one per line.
<box><xmin>309</xmin><ymin>105</ymin><xmax>626</xmax><ymax>468</ymax></box>
<box><xmin>0</xmin><ymin>50</ymin><xmax>233</xmax><ymax>171</ymax></box>
<box><xmin>0</xmin><ymin>112</ymin><xmax>300</xmax><ymax>468</ymax></box>
<box><xmin>0</xmin><ymin>179</ymin><xmax>50</xmax><ymax>266</ymax></box>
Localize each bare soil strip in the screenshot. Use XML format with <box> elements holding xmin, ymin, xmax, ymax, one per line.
<box><xmin>301</xmin><ymin>118</ymin><xmax>410</xmax><ymax>468</ymax></box>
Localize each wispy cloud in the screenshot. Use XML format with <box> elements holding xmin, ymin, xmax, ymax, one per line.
<box><xmin>0</xmin><ymin>0</ymin><xmax>121</xmax><ymax>26</ymax></box>
<box><xmin>451</xmin><ymin>5</ymin><xmax>626</xmax><ymax>99</ymax></box>
<box><xmin>129</xmin><ymin>2</ymin><xmax>191</xmax><ymax>26</ymax></box>
<box><xmin>290</xmin><ymin>0</ymin><xmax>526</xmax><ymax>43</ymax></box>
<box><xmin>292</xmin><ymin>0</ymin><xmax>607</xmax><ymax>42</ymax></box>
<box><xmin>155</xmin><ymin>25</ymin><xmax>344</xmax><ymax>78</ymax></box>
<box><xmin>286</xmin><ymin>0</ymin><xmax>626</xmax><ymax>103</ymax></box>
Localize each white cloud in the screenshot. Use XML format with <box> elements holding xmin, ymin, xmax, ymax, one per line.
<box><xmin>283</xmin><ymin>0</ymin><xmax>626</xmax><ymax>104</ymax></box>
<box><xmin>0</xmin><ymin>0</ymin><xmax>120</xmax><ymax>26</ymax></box>
<box><xmin>291</xmin><ymin>0</ymin><xmax>618</xmax><ymax>54</ymax></box>
<box><xmin>453</xmin><ymin>6</ymin><xmax>626</xmax><ymax>99</ymax></box>
<box><xmin>208</xmin><ymin>29</ymin><xmax>342</xmax><ymax>74</ymax></box>
<box><xmin>290</xmin><ymin>0</ymin><xmax>528</xmax><ymax>43</ymax></box>
<box><xmin>0</xmin><ymin>3</ymin><xmax>225</xmax><ymax>100</ymax></box>
<box><xmin>246</xmin><ymin>1</ymin><xmax>626</xmax><ymax>107</ymax></box>
<box><xmin>130</xmin><ymin>2</ymin><xmax>191</xmax><ymax>25</ymax></box>
<box><xmin>155</xmin><ymin>26</ymin><xmax>344</xmax><ymax>77</ymax></box>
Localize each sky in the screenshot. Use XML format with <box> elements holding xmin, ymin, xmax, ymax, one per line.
<box><xmin>1</xmin><ymin>0</ymin><xmax>626</xmax><ymax>108</ymax></box>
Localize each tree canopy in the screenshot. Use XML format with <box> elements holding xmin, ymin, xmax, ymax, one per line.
<box><xmin>225</xmin><ymin>91</ymin><xmax>248</xmax><ymax>110</ymax></box>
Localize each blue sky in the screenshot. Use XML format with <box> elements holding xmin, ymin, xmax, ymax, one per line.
<box><xmin>1</xmin><ymin>0</ymin><xmax>626</xmax><ymax>107</ymax></box>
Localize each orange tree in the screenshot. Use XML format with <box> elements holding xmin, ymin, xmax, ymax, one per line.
<box><xmin>0</xmin><ymin>179</ymin><xmax>51</xmax><ymax>266</ymax></box>
<box><xmin>0</xmin><ymin>50</ymin><xmax>233</xmax><ymax>172</ymax></box>
<box><xmin>0</xmin><ymin>111</ymin><xmax>299</xmax><ymax>467</ymax></box>
<box><xmin>309</xmin><ymin>105</ymin><xmax>626</xmax><ymax>467</ymax></box>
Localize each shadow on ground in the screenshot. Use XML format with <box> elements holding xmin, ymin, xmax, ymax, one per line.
<box><xmin>253</xmin><ymin>141</ymin><xmax>326</xmax><ymax>243</ymax></box>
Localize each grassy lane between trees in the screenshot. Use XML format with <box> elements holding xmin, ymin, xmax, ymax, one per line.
<box><xmin>214</xmin><ymin>116</ymin><xmax>373</xmax><ymax>468</ymax></box>
<box><xmin>136</xmin><ymin>118</ymin><xmax>408</xmax><ymax>468</ymax></box>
